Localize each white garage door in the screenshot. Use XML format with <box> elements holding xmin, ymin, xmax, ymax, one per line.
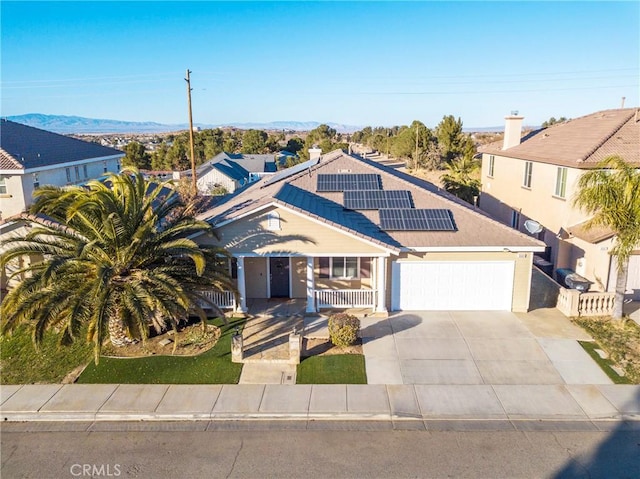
<box><xmin>391</xmin><ymin>261</ymin><xmax>515</xmax><ymax>311</ymax></box>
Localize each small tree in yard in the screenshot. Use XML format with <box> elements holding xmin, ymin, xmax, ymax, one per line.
<box><xmin>328</xmin><ymin>313</ymin><xmax>360</xmax><ymax>347</ymax></box>
<box><xmin>573</xmin><ymin>156</ymin><xmax>640</xmax><ymax>319</ymax></box>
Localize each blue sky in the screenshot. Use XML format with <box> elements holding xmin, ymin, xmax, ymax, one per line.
<box><xmin>1</xmin><ymin>1</ymin><xmax>638</xmax><ymax>128</ymax></box>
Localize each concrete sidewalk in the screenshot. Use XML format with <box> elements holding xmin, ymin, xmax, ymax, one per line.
<box><xmin>2</xmin><ymin>383</ymin><xmax>639</xmax><ymax>425</ymax></box>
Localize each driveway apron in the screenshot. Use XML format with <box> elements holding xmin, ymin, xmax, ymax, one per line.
<box><xmin>363</xmin><ymin>310</ymin><xmax>612</xmax><ymax>386</ymax></box>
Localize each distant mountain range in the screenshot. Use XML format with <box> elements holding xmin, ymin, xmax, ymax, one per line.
<box><xmin>4</xmin><ymin>114</ymin><xmax>361</xmax><ymax>134</ymax></box>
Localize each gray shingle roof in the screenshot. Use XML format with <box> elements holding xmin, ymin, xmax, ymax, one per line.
<box><xmin>480</xmin><ymin>108</ymin><xmax>640</xmax><ymax>168</ymax></box>
<box><xmin>0</xmin><ymin>119</ymin><xmax>124</xmax><ymax>170</ymax></box>
<box><xmin>199</xmin><ymin>150</ymin><xmax>544</xmax><ymax>251</ymax></box>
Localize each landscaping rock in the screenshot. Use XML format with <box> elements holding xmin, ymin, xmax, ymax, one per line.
<box><xmin>158</xmin><ymin>338</ymin><xmax>173</xmax><ymax>347</ymax></box>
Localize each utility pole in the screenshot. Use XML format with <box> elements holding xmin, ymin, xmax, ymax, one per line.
<box><xmin>185</xmin><ymin>69</ymin><xmax>197</xmax><ymax>196</ymax></box>
<box><xmin>415</xmin><ymin>122</ymin><xmax>419</xmax><ymax>170</ymax></box>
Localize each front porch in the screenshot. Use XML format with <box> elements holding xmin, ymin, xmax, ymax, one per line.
<box><xmin>210</xmin><ymin>255</ymin><xmax>390</xmax><ymax>315</ymax></box>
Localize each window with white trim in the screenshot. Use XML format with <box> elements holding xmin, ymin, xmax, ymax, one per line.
<box><xmin>523</xmin><ymin>161</ymin><xmax>533</xmax><ymax>188</ymax></box>
<box><xmin>555</xmin><ymin>167</ymin><xmax>567</xmax><ymax>198</ymax></box>
<box><xmin>0</xmin><ymin>176</ymin><xmax>7</xmax><ymax>195</ymax></box>
<box><xmin>487</xmin><ymin>155</ymin><xmax>495</xmax><ymax>177</ymax></box>
<box><xmin>266</xmin><ymin>211</ymin><xmax>281</xmax><ymax>231</ymax></box>
<box><xmin>318</xmin><ymin>257</ymin><xmax>372</xmax><ymax>279</ymax></box>
<box><xmin>83</xmin><ymin>164</ymin><xmax>88</xmax><ymax>178</ymax></box>
<box><xmin>66</xmin><ymin>167</ymin><xmax>72</xmax><ymax>183</ymax></box>
<box><xmin>32</xmin><ymin>173</ymin><xmax>40</xmax><ymax>189</ymax></box>
<box><xmin>74</xmin><ymin>166</ymin><xmax>80</xmax><ymax>181</ymax></box>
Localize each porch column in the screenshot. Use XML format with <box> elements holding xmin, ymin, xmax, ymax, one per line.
<box><xmin>306</xmin><ymin>256</ymin><xmax>316</xmax><ymax>313</ymax></box>
<box><xmin>375</xmin><ymin>256</ymin><xmax>387</xmax><ymax>313</ymax></box>
<box><xmin>236</xmin><ymin>256</ymin><xmax>248</xmax><ymax>313</ymax></box>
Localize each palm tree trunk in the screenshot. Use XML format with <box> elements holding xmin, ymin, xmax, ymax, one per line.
<box><xmin>613</xmin><ymin>257</ymin><xmax>629</xmax><ymax>320</ymax></box>
<box><xmin>108</xmin><ymin>316</ymin><xmax>135</xmax><ymax>347</ymax></box>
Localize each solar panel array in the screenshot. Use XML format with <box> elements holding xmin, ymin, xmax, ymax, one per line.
<box><xmin>379</xmin><ymin>209</ymin><xmax>456</xmax><ymax>231</ymax></box>
<box><xmin>344</xmin><ymin>190</ymin><xmax>413</xmax><ymax>210</ymax></box>
<box><xmin>316</xmin><ymin>173</ymin><xmax>381</xmax><ymax>192</ymax></box>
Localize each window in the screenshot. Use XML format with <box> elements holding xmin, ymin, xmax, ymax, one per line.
<box><xmin>523</xmin><ymin>161</ymin><xmax>533</xmax><ymax>188</ymax></box>
<box><xmin>318</xmin><ymin>257</ymin><xmax>371</xmax><ymax>279</ymax></box>
<box><xmin>487</xmin><ymin>155</ymin><xmax>495</xmax><ymax>177</ymax></box>
<box><xmin>74</xmin><ymin>166</ymin><xmax>80</xmax><ymax>180</ymax></box>
<box><xmin>511</xmin><ymin>210</ymin><xmax>520</xmax><ymax>229</ymax></box>
<box><xmin>66</xmin><ymin>167</ymin><xmax>72</xmax><ymax>183</ymax></box>
<box><xmin>32</xmin><ymin>173</ymin><xmax>39</xmax><ymax>189</ymax></box>
<box><xmin>103</xmin><ymin>161</ymin><xmax>108</xmax><ymax>174</ymax></box>
<box><xmin>266</xmin><ymin>211</ymin><xmax>281</xmax><ymax>231</ymax></box>
<box><xmin>83</xmin><ymin>164</ymin><xmax>88</xmax><ymax>178</ymax></box>
<box><xmin>0</xmin><ymin>176</ymin><xmax>6</xmax><ymax>195</ymax></box>
<box><xmin>555</xmin><ymin>167</ymin><xmax>567</xmax><ymax>198</ymax></box>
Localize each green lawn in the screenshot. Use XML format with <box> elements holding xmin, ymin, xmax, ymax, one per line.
<box><xmin>296</xmin><ymin>354</ymin><xmax>367</xmax><ymax>384</ymax></box>
<box><xmin>77</xmin><ymin>317</ymin><xmax>244</xmax><ymax>384</ymax></box>
<box><xmin>1</xmin><ymin>324</ymin><xmax>93</xmax><ymax>385</ymax></box>
<box><xmin>578</xmin><ymin>340</ymin><xmax>631</xmax><ymax>384</ymax></box>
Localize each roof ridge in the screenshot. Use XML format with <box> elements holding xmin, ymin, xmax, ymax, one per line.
<box><xmin>580</xmin><ymin>109</ymin><xmax>636</xmax><ymax>162</ymax></box>
<box><xmin>353</xmin><ymin>154</ymin><xmax>546</xmax><ymax>246</ymax></box>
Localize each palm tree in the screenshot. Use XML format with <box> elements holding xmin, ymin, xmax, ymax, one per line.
<box><xmin>573</xmin><ymin>156</ymin><xmax>640</xmax><ymax>319</ymax></box>
<box><xmin>0</xmin><ymin>169</ymin><xmax>236</xmax><ymax>363</ymax></box>
<box><xmin>441</xmin><ymin>150</ymin><xmax>481</xmax><ymax>204</ymax></box>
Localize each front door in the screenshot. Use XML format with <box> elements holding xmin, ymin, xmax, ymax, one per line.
<box><xmin>269</xmin><ymin>257</ymin><xmax>290</xmax><ymax>298</ymax></box>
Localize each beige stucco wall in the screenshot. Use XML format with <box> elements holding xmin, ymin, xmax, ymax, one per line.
<box><xmin>244</xmin><ymin>257</ymin><xmax>267</xmax><ymax>298</ymax></box>
<box><xmin>291</xmin><ymin>257</ymin><xmax>307</xmax><ymax>298</ymax></box>
<box><xmin>205</xmin><ymin>205</ymin><xmax>389</xmax><ymax>256</ymax></box>
<box><xmin>479</xmin><ymin>152</ymin><xmax>620</xmax><ymax>290</ymax></box>
<box><xmin>0</xmin><ymin>157</ymin><xmax>121</xmax><ymax>220</ymax></box>
<box><xmin>386</xmin><ymin>250</ymin><xmax>533</xmax><ymax>312</ymax></box>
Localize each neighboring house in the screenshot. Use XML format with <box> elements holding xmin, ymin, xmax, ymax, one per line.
<box><xmin>0</xmin><ymin>119</ymin><xmax>124</xmax><ymax>291</ymax></box>
<box><xmin>181</xmin><ymin>152</ymin><xmax>277</xmax><ymax>195</ymax></box>
<box><xmin>478</xmin><ymin>108</ymin><xmax>640</xmax><ymax>301</ymax></box>
<box><xmin>195</xmin><ymin>150</ymin><xmax>544</xmax><ymax>314</ymax></box>
<box><xmin>0</xmin><ymin>119</ymin><xmax>124</xmax><ymax>221</ymax></box>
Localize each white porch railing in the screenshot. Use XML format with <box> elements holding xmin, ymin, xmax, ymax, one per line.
<box><xmin>556</xmin><ymin>287</ymin><xmax>615</xmax><ymax>317</ymax></box>
<box><xmin>315</xmin><ymin>289</ymin><xmax>376</xmax><ymax>309</ymax></box>
<box><xmin>198</xmin><ymin>290</ymin><xmax>236</xmax><ymax>310</ymax></box>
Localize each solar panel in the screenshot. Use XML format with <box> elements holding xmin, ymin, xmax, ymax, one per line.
<box><xmin>317</xmin><ymin>173</ymin><xmax>381</xmax><ymax>192</ymax></box>
<box><xmin>344</xmin><ymin>190</ymin><xmax>413</xmax><ymax>210</ymax></box>
<box><xmin>263</xmin><ymin>157</ymin><xmax>320</xmax><ymax>187</ymax></box>
<box><xmin>379</xmin><ymin>209</ymin><xmax>456</xmax><ymax>231</ymax></box>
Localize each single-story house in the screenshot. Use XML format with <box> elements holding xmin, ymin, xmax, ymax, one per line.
<box><xmin>180</xmin><ymin>152</ymin><xmax>277</xmax><ymax>194</ymax></box>
<box><xmin>195</xmin><ymin>149</ymin><xmax>545</xmax><ymax>314</ymax></box>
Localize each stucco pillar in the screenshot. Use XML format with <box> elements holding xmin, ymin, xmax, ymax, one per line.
<box><xmin>306</xmin><ymin>256</ymin><xmax>316</xmax><ymax>313</ymax></box>
<box><xmin>236</xmin><ymin>256</ymin><xmax>248</xmax><ymax>313</ymax></box>
<box><xmin>375</xmin><ymin>256</ymin><xmax>387</xmax><ymax>313</ymax></box>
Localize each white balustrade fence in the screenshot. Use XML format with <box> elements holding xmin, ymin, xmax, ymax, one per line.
<box><xmin>199</xmin><ymin>290</ymin><xmax>236</xmax><ymax>310</ymax></box>
<box><xmin>557</xmin><ymin>287</ymin><xmax>615</xmax><ymax>317</ymax></box>
<box><xmin>315</xmin><ymin>289</ymin><xmax>376</xmax><ymax>308</ymax></box>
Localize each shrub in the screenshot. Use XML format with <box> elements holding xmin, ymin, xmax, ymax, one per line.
<box><xmin>328</xmin><ymin>313</ymin><xmax>360</xmax><ymax>347</ymax></box>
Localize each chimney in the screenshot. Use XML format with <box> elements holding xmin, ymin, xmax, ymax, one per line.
<box><xmin>308</xmin><ymin>146</ymin><xmax>322</xmax><ymax>161</ymax></box>
<box><xmin>503</xmin><ymin>111</ymin><xmax>524</xmax><ymax>150</ymax></box>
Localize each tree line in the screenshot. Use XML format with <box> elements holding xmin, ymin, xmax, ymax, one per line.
<box><xmin>351</xmin><ymin>116</ymin><xmax>480</xmax><ymax>204</ymax></box>
<box><xmin>122</xmin><ymin>123</ymin><xmax>350</xmax><ymax>172</ymax></box>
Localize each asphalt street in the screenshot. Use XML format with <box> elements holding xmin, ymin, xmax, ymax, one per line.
<box><xmin>2</xmin><ymin>422</ymin><xmax>639</xmax><ymax>479</ymax></box>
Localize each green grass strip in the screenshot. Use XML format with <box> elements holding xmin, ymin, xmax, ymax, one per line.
<box><xmin>296</xmin><ymin>354</ymin><xmax>367</xmax><ymax>384</ymax></box>
<box><xmin>77</xmin><ymin>317</ymin><xmax>244</xmax><ymax>384</ymax></box>
<box><xmin>578</xmin><ymin>340</ymin><xmax>631</xmax><ymax>384</ymax></box>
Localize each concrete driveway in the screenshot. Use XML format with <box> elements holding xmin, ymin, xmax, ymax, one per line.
<box><xmin>362</xmin><ymin>309</ymin><xmax>613</xmax><ymax>386</ymax></box>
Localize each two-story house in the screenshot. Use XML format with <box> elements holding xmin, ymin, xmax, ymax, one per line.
<box><xmin>479</xmin><ymin>108</ymin><xmax>640</xmax><ymax>301</ymax></box>
<box><xmin>0</xmin><ymin>119</ymin><xmax>124</xmax><ymax>221</ymax></box>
